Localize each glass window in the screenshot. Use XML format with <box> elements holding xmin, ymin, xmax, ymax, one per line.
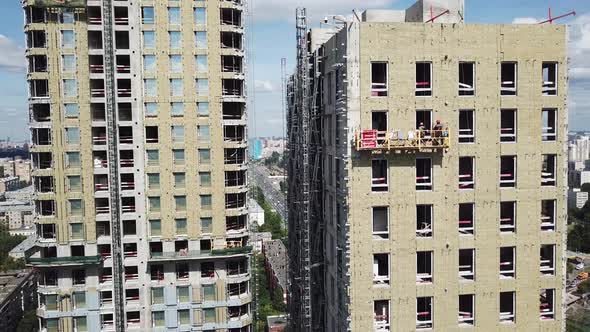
<box><xmin>144</xmin><ymin>79</ymin><xmax>157</xmax><ymax>97</ymax></box>
<box><xmin>195</xmin><ymin>55</ymin><xmax>208</xmax><ymax>73</ymax></box>
<box><xmin>145</xmin><ymin>102</ymin><xmax>158</xmax><ymax>116</ymax></box>
<box><xmin>201</xmin><ymin>217</ymin><xmax>212</xmax><ymax>233</ymax></box>
<box><xmin>170</xmin><ymin>55</ymin><xmax>182</xmax><ymax>73</ymax></box>
<box><xmin>194</xmin><ymin>8</ymin><xmax>207</xmax><ymax>24</ymax></box>
<box><xmin>152</xmin><ymin>311</ymin><xmax>165</xmax><ymax>327</ymax></box>
<box><xmin>200</xmin><ymin>195</ymin><xmax>212</xmax><ymax>210</ymax></box>
<box><xmin>143</xmin><ymin>31</ymin><xmax>155</xmax><ymax>49</ymax></box>
<box><xmin>149</xmin><ymin>197</ymin><xmax>161</xmax><ymax>213</ymax></box>
<box><xmin>175</xmin><ymin>197</ymin><xmax>187</xmax><ymax>212</ymax></box>
<box><xmin>147</xmin><ymin>173</ymin><xmax>160</xmax><ymax>189</ymax></box>
<box><xmin>173</xmin><ymin>149</ymin><xmax>185</xmax><ymax>165</ymax></box>
<box><xmin>197</xmin><ymin>125</ymin><xmax>210</xmax><ymax>142</ymax></box>
<box><xmin>178</xmin><ymin>310</ymin><xmax>190</xmax><ymax>325</ymax></box>
<box><xmin>204</xmin><ymin>308</ymin><xmax>216</xmax><ymax>323</ymax></box>
<box><xmin>62</xmin><ymin>55</ymin><xmax>76</xmax><ymax>72</ymax></box>
<box><xmin>146</xmin><ymin>150</ymin><xmax>159</xmax><ymax>166</ymax></box>
<box><xmin>174</xmin><ymin>173</ymin><xmax>186</xmax><ymax>188</ymax></box>
<box><xmin>198</xmin><ymin>149</ymin><xmax>210</xmax><ymax>164</ymax></box>
<box><xmin>61</xmin><ymin>30</ymin><xmax>75</xmax><ymax>48</ymax></box>
<box><xmin>69</xmin><ymin>199</ymin><xmax>82</xmax><ymax>216</ymax></box>
<box><xmin>144</xmin><ymin>55</ymin><xmax>156</xmax><ymax>73</ymax></box>
<box><xmin>170</xmin><ymin>79</ymin><xmax>183</xmax><ymax>97</ymax></box>
<box><xmin>195</xmin><ymin>31</ymin><xmax>207</xmax><ymax>49</ymax></box>
<box><xmin>203</xmin><ymin>284</ymin><xmax>215</xmax><ymax>300</ymax></box>
<box><xmin>149</xmin><ymin>219</ymin><xmax>161</xmax><ymax>236</ymax></box>
<box><xmin>169</xmin><ymin>31</ymin><xmax>181</xmax><ymax>49</ymax></box>
<box><xmin>168</xmin><ymin>7</ymin><xmax>181</xmax><ymax>24</ymax></box>
<box><xmin>68</xmin><ymin>176</ymin><xmax>82</xmax><ymax>192</ymax></box>
<box><xmin>74</xmin><ymin>317</ymin><xmax>87</xmax><ymax>332</ymax></box>
<box><xmin>177</xmin><ymin>286</ymin><xmax>190</xmax><ymax>303</ymax></box>
<box><xmin>46</xmin><ymin>318</ymin><xmax>59</xmax><ymax>332</ymax></box>
<box><xmin>196</xmin><ymin>79</ymin><xmax>209</xmax><ymax>95</ymax></box>
<box><xmin>73</xmin><ymin>291</ymin><xmax>86</xmax><ymax>309</ymax></box>
<box><xmin>142</xmin><ymin>7</ymin><xmax>154</xmax><ymax>24</ymax></box>
<box><xmin>64</xmin><ymin>103</ymin><xmax>79</xmax><ymax>118</ymax></box>
<box><xmin>197</xmin><ymin>102</ymin><xmax>209</xmax><ymax>116</ymax></box>
<box><xmin>171</xmin><ymin>102</ymin><xmax>184</xmax><ymax>116</ymax></box>
<box><xmin>66</xmin><ymin>152</ymin><xmax>81</xmax><ymax>167</ymax></box>
<box><xmin>70</xmin><ymin>223</ymin><xmax>84</xmax><ymax>239</ymax></box>
<box><xmin>65</xmin><ymin>127</ymin><xmax>80</xmax><ymax>144</ymax></box>
<box><xmin>61</xmin><ymin>10</ymin><xmax>75</xmax><ymax>24</ymax></box>
<box><xmin>151</xmin><ymin>287</ymin><xmax>164</xmax><ymax>304</ymax></box>
<box><xmin>63</xmin><ymin>79</ymin><xmax>77</xmax><ymax>97</ymax></box>
<box><xmin>172</xmin><ymin>125</ymin><xmax>185</xmax><ymax>143</ymax></box>
<box><xmin>176</xmin><ymin>218</ymin><xmax>187</xmax><ymax>234</ymax></box>
<box><xmin>199</xmin><ymin>172</ymin><xmax>211</xmax><ymax>187</ymax></box>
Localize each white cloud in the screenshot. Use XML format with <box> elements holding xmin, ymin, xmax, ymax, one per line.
<box><xmin>250</xmin><ymin>0</ymin><xmax>395</xmax><ymax>23</ymax></box>
<box><xmin>255</xmin><ymin>80</ymin><xmax>278</xmax><ymax>93</ymax></box>
<box><xmin>512</xmin><ymin>17</ymin><xmax>539</xmax><ymax>24</ymax></box>
<box><xmin>0</xmin><ymin>35</ymin><xmax>25</xmax><ymax>72</ymax></box>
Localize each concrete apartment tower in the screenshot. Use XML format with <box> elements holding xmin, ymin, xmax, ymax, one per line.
<box><xmin>288</xmin><ymin>0</ymin><xmax>567</xmax><ymax>331</ymax></box>
<box><xmin>24</xmin><ymin>0</ymin><xmax>251</xmax><ymax>331</ymax></box>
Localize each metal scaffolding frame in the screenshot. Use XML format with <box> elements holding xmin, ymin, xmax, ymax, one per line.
<box><xmin>287</xmin><ymin>8</ymin><xmax>325</xmax><ymax>332</ymax></box>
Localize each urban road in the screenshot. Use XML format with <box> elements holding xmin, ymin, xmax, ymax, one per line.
<box><xmin>250</xmin><ymin>165</ymin><xmax>287</xmax><ymax>225</ymax></box>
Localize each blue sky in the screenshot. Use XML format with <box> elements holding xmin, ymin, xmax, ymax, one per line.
<box><xmin>0</xmin><ymin>0</ymin><xmax>588</xmax><ymax>140</ymax></box>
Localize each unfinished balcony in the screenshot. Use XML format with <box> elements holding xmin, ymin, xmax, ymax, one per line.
<box><xmin>32</xmin><ymin>152</ymin><xmax>52</xmax><ymax>170</ymax></box>
<box><xmin>29</xmin><ymin>79</ymin><xmax>49</xmax><ymax>99</ymax></box>
<box><xmin>124</xmin><ymin>243</ymin><xmax>138</xmax><ymax>258</ymax></box>
<box><xmin>221</xmin><ymin>31</ymin><xmax>243</xmax><ymax>50</ymax></box>
<box><xmin>118</xmin><ymin>103</ymin><xmax>132</xmax><ymax>121</ymax></box>
<box><xmin>120</xmin><ymin>150</ymin><xmax>134</xmax><ymax>168</ymax></box>
<box><xmin>499</xmin><ymin>292</ymin><xmax>515</xmax><ymax>323</ymax></box>
<box><xmin>31</xmin><ymin>104</ymin><xmax>51</xmax><ymax>123</ymax></box>
<box><xmin>95</xmin><ymin>198</ymin><xmax>110</xmax><ymax>216</ymax></box>
<box><xmin>540</xmin><ymin>244</ymin><xmax>555</xmax><ymax>276</ymax></box>
<box><xmin>459</xmin><ymin>249</ymin><xmax>475</xmax><ymax>281</ymax></box>
<box><xmin>96</xmin><ymin>220</ymin><xmax>111</xmax><ymax>238</ymax></box>
<box><xmin>125</xmin><ymin>266</ymin><xmax>139</xmax><ymax>282</ymax></box>
<box><xmin>26</xmin><ymin>30</ymin><xmax>46</xmax><ymax>48</ymax></box>
<box><xmin>89</xmin><ymin>54</ymin><xmax>104</xmax><ymax>74</ymax></box>
<box><xmin>222</xmin><ymin>79</ymin><xmax>245</xmax><ymax>99</ymax></box>
<box><xmin>93</xmin><ymin>151</ymin><xmax>108</xmax><ymax>169</ymax></box>
<box><xmin>119</xmin><ymin>126</ymin><xmax>133</xmax><ymax>144</ymax></box>
<box><xmin>541</xmin><ymin>154</ymin><xmax>556</xmax><ymax>186</ymax></box>
<box><xmin>541</xmin><ymin>200</ymin><xmax>556</xmax><ymax>231</ymax></box>
<box><xmin>117</xmin><ymin>79</ymin><xmax>132</xmax><ymax>98</ymax></box>
<box><xmin>145</xmin><ymin>126</ymin><xmax>159</xmax><ymax>144</ymax></box>
<box><xmin>500</xmin><ymin>201</ymin><xmax>516</xmax><ymax>233</ymax></box>
<box><xmin>416</xmin><ymin>251</ymin><xmax>433</xmax><ymax>284</ymax></box>
<box><xmin>227</xmin><ymin>259</ymin><xmax>248</xmax><ymax>278</ymax></box>
<box><xmin>114</xmin><ymin>6</ymin><xmax>129</xmax><ymax>26</ymax></box>
<box><xmin>101</xmin><ymin>313</ymin><xmax>115</xmax><ymax>330</ymax></box>
<box><xmin>540</xmin><ymin>289</ymin><xmax>555</xmax><ymax>320</ymax></box>
<box><xmin>37</xmin><ymin>224</ymin><xmax>56</xmax><ymax>242</ymax></box>
<box><xmin>88</xmin><ymin>30</ymin><xmax>103</xmax><ymax>50</ymax></box>
<box><xmin>225</xmin><ymin>148</ymin><xmax>246</xmax><ymax>165</ymax></box>
<box><xmin>416</xmin><ymin>297</ymin><xmax>433</xmax><ymax>329</ymax></box>
<box><xmin>374</xmin><ymin>300</ymin><xmax>390</xmax><ymax>332</ymax></box>
<box><xmin>25</xmin><ymin>6</ymin><xmax>47</xmax><ymax>24</ymax></box>
<box><xmin>91</xmin><ymin>103</ymin><xmax>106</xmax><ymax>122</ymax></box>
<box><xmin>34</xmin><ymin>176</ymin><xmax>54</xmax><ymax>193</ymax></box>
<box><xmin>542</xmin><ymin>62</ymin><xmax>558</xmax><ymax>96</ymax></box>
<box><xmin>416</xmin><ymin>205</ymin><xmax>432</xmax><ymax>237</ymax></box>
<box><xmin>226</xmin><ymin>215</ymin><xmax>247</xmax><ymax>234</ymax></box>
<box><xmin>226</xmin><ymin>193</ymin><xmax>246</xmax><ymax>210</ymax></box>
<box><xmin>501</xmin><ymin>62</ymin><xmax>517</xmax><ymax>96</ymax></box>
<box><xmin>458</xmin><ymin>203</ymin><xmax>474</xmax><ymax>235</ymax></box>
<box><xmin>126</xmin><ymin>311</ymin><xmax>140</xmax><ymax>329</ymax></box>
<box><xmin>220</xmin><ymin>7</ymin><xmax>242</xmax><ymax>28</ymax></box>
<box><xmin>92</xmin><ymin>127</ymin><xmax>107</xmax><ymax>146</ymax></box>
<box><xmin>121</xmin><ymin>173</ymin><xmax>135</xmax><ymax>191</ymax></box>
<box><xmin>32</xmin><ymin>128</ymin><xmax>51</xmax><ymax>146</ymax></box>
<box><xmin>222</xmin><ymin>56</ymin><xmax>244</xmax><ymax>75</ymax></box>
<box><xmin>35</xmin><ymin>200</ymin><xmax>55</xmax><ymax>217</ymax></box>
<box><xmin>115</xmin><ymin>31</ymin><xmax>130</xmax><ymax>50</ymax></box>
<box><xmin>225</xmin><ymin>170</ymin><xmax>247</xmax><ymax>188</ymax></box>
<box><xmin>116</xmin><ymin>55</ymin><xmax>131</xmax><ymax>74</ymax></box>
<box><xmin>223</xmin><ymin>102</ymin><xmax>245</xmax><ymax>121</ymax></box>
<box><xmin>121</xmin><ymin>197</ymin><xmax>136</xmax><ymax>214</ymax></box>
<box><xmin>87</xmin><ymin>6</ymin><xmax>102</xmax><ymax>25</ymax></box>
<box><xmin>98</xmin><ymin>244</ymin><xmax>111</xmax><ymax>259</ymax></box>
<box><xmin>373</xmin><ymin>254</ymin><xmax>390</xmax><ymax>286</ymax></box>
<box><xmin>90</xmin><ymin>79</ymin><xmax>106</xmax><ymax>98</ymax></box>
<box><xmin>28</xmin><ymin>55</ymin><xmax>47</xmax><ymax>73</ymax></box>
<box><xmin>459</xmin><ymin>294</ymin><xmax>475</xmax><ymax>326</ymax></box>
<box><xmin>227</xmin><ymin>281</ymin><xmax>249</xmax><ymax>299</ymax></box>
<box><xmin>99</xmin><ymin>268</ymin><xmax>113</xmax><ymax>284</ymax></box>
<box><xmin>499</xmin><ymin>247</ymin><xmax>515</xmax><ymax>279</ymax></box>
<box><xmin>224</xmin><ymin>125</ymin><xmax>246</xmax><ymax>143</ymax></box>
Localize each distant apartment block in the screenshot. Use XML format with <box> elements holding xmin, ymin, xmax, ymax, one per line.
<box><xmin>263</xmin><ymin>240</ymin><xmax>288</xmax><ymax>305</ymax></box>
<box><xmin>568</xmin><ymin>188</ymin><xmax>589</xmax><ymax>209</ymax></box>
<box><xmin>23</xmin><ymin>0</ymin><xmax>251</xmax><ymax>331</ymax></box>
<box><xmin>0</xmin><ymin>158</ymin><xmax>32</xmax><ymax>183</ymax></box>
<box><xmin>288</xmin><ymin>0</ymin><xmax>567</xmax><ymax>330</ymax></box>
<box><xmin>0</xmin><ymin>270</ymin><xmax>37</xmax><ymax>332</ymax></box>
<box><xmin>0</xmin><ymin>199</ymin><xmax>34</xmax><ymax>230</ymax></box>
<box><xmin>0</xmin><ymin>177</ymin><xmax>19</xmax><ymax>194</ymax></box>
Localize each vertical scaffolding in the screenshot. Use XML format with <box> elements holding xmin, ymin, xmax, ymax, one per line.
<box><xmin>288</xmin><ymin>8</ymin><xmax>325</xmax><ymax>332</ymax></box>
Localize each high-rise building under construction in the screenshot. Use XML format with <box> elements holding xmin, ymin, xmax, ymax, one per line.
<box><xmin>24</xmin><ymin>0</ymin><xmax>251</xmax><ymax>331</ymax></box>
<box><xmin>288</xmin><ymin>0</ymin><xmax>567</xmax><ymax>331</ymax></box>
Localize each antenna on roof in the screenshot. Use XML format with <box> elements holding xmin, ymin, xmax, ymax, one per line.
<box><xmin>426</xmin><ymin>5</ymin><xmax>450</xmax><ymax>23</ymax></box>
<box><xmin>538</xmin><ymin>7</ymin><xmax>576</xmax><ymax>24</ymax></box>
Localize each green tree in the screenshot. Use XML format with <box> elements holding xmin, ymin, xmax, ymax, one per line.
<box><xmin>255</xmin><ymin>187</ymin><xmax>287</xmax><ymax>239</ymax></box>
